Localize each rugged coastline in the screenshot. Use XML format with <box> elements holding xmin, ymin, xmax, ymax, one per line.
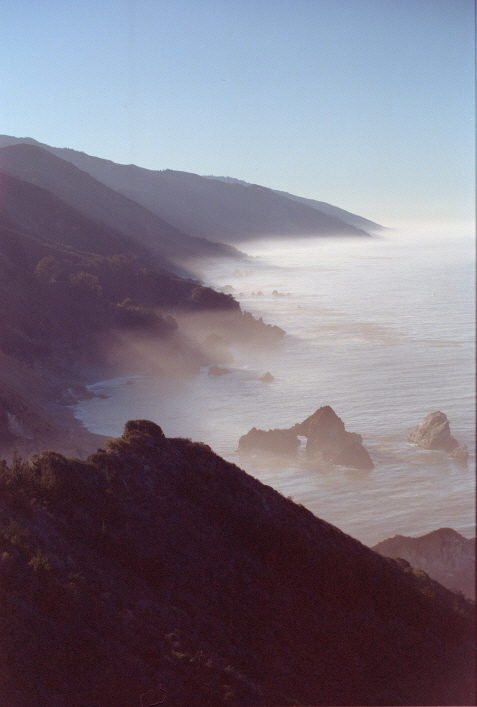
<box><xmin>0</xmin><ymin>134</ymin><xmax>474</xmax><ymax>706</ymax></box>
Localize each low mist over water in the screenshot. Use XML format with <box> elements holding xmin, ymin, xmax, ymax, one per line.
<box><xmin>76</xmin><ymin>225</ymin><xmax>475</xmax><ymax>546</ymax></box>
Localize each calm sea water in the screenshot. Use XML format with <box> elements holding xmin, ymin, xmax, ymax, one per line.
<box><xmin>75</xmin><ymin>226</ymin><xmax>475</xmax><ymax>546</ymax></box>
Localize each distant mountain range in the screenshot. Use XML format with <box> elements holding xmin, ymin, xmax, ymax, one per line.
<box><xmin>0</xmin><ymin>139</ymin><xmax>285</xmax><ymax>458</ymax></box>
<box><xmin>0</xmin><ymin>134</ymin><xmax>382</xmax><ymax>244</ymax></box>
<box><xmin>0</xmin><ymin>142</ymin><xmax>239</xmax><ymax>276</ymax></box>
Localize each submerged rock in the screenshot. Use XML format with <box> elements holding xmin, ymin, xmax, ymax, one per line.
<box><xmin>208</xmin><ymin>365</ymin><xmax>230</xmax><ymax>376</ymax></box>
<box><xmin>451</xmin><ymin>444</ymin><xmax>469</xmax><ymax>463</ymax></box>
<box><xmin>408</xmin><ymin>411</ymin><xmax>459</xmax><ymax>452</ymax></box>
<box><xmin>259</xmin><ymin>372</ymin><xmax>275</xmax><ymax>383</ymax></box>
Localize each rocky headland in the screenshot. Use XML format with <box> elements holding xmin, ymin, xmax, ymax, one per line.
<box><xmin>372</xmin><ymin>527</ymin><xmax>475</xmax><ymax>600</ymax></box>
<box><xmin>238</xmin><ymin>405</ymin><xmax>374</xmax><ymax>470</ymax></box>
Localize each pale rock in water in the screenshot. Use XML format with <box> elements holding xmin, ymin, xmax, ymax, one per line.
<box><xmin>407</xmin><ymin>411</ymin><xmax>459</xmax><ymax>452</ymax></box>
<box><xmin>259</xmin><ymin>372</ymin><xmax>275</xmax><ymax>383</ymax></box>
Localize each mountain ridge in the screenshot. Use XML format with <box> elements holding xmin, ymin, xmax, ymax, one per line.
<box><xmin>0</xmin><ymin>135</ymin><xmax>378</xmax><ymax>242</ymax></box>
<box><xmin>0</xmin><ymin>143</ymin><xmax>240</xmax><ymax>273</ymax></box>
<box><xmin>0</xmin><ymin>168</ymin><xmax>283</xmax><ymax>459</ymax></box>
<box><xmin>204</xmin><ymin>175</ymin><xmax>384</xmax><ymax>233</ymax></box>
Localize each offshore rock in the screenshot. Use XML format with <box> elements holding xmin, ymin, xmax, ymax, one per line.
<box><xmin>208</xmin><ymin>365</ymin><xmax>230</xmax><ymax>376</ymax></box>
<box><xmin>259</xmin><ymin>372</ymin><xmax>275</xmax><ymax>383</ymax></box>
<box><xmin>291</xmin><ymin>405</ymin><xmax>374</xmax><ymax>470</ymax></box>
<box><xmin>239</xmin><ymin>406</ymin><xmax>373</xmax><ymax>469</ymax></box>
<box><xmin>408</xmin><ymin>411</ymin><xmax>459</xmax><ymax>451</ymax></box>
<box><xmin>238</xmin><ymin>427</ymin><xmax>300</xmax><ymax>456</ymax></box>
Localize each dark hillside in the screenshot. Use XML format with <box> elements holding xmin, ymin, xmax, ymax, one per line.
<box><xmin>0</xmin><ymin>175</ymin><xmax>237</xmax><ymax>369</ymax></box>
<box><xmin>0</xmin><ymin>421</ymin><xmax>473</xmax><ymax>706</ymax></box>
<box><xmin>0</xmin><ymin>170</ymin><xmax>156</xmax><ymax>265</ymax></box>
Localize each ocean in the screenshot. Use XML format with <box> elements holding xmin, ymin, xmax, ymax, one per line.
<box><xmin>75</xmin><ymin>225</ymin><xmax>475</xmax><ymax>547</ymax></box>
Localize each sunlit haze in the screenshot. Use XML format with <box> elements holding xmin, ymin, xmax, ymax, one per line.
<box><xmin>1</xmin><ymin>0</ymin><xmax>474</xmax><ymax>226</ymax></box>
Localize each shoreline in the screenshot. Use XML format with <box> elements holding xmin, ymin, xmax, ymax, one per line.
<box><xmin>44</xmin><ymin>401</ymin><xmax>112</xmax><ymax>459</ymax></box>
<box><xmin>0</xmin><ymin>404</ymin><xmax>111</xmax><ymax>463</ymax></box>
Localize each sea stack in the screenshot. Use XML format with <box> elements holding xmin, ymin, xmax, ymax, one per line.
<box><xmin>238</xmin><ymin>405</ymin><xmax>374</xmax><ymax>470</ymax></box>
<box><xmin>291</xmin><ymin>406</ymin><xmax>374</xmax><ymax>470</ymax></box>
<box><xmin>408</xmin><ymin>411</ymin><xmax>459</xmax><ymax>452</ymax></box>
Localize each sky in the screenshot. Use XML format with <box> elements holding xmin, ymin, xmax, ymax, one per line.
<box><xmin>0</xmin><ymin>0</ymin><xmax>475</xmax><ymax>226</ymax></box>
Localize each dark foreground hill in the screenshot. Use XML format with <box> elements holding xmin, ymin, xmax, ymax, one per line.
<box><xmin>0</xmin><ymin>135</ymin><xmax>376</xmax><ymax>242</ymax></box>
<box><xmin>0</xmin><ymin>420</ymin><xmax>474</xmax><ymax>706</ymax></box>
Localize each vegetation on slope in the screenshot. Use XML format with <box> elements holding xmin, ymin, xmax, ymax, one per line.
<box><xmin>0</xmin><ymin>421</ymin><xmax>473</xmax><ymax>706</ymax></box>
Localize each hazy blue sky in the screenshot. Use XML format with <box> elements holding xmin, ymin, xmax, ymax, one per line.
<box><xmin>1</xmin><ymin>0</ymin><xmax>474</xmax><ymax>226</ymax></box>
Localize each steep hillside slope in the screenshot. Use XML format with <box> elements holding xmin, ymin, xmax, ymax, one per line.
<box><xmin>272</xmin><ymin>188</ymin><xmax>384</xmax><ymax>232</ymax></box>
<box><xmin>0</xmin><ymin>135</ymin><xmax>374</xmax><ymax>242</ymax></box>
<box><xmin>0</xmin><ymin>170</ymin><xmax>156</xmax><ymax>265</ymax></box>
<box><xmin>0</xmin><ymin>420</ymin><xmax>473</xmax><ymax>706</ymax></box>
